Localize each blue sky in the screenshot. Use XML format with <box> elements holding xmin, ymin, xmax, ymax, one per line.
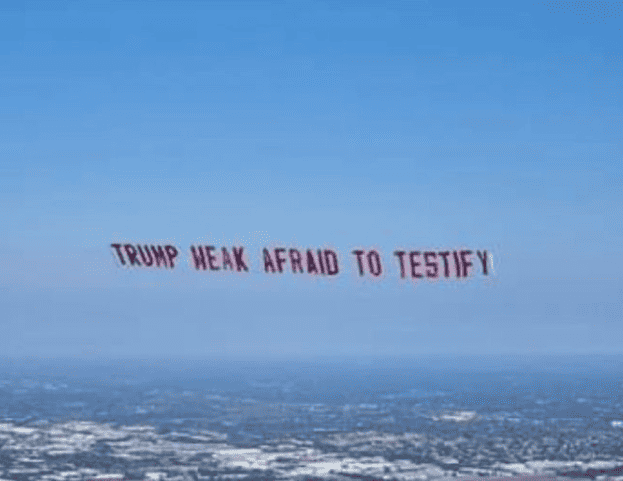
<box><xmin>1</xmin><ymin>0</ymin><xmax>622</xmax><ymax>359</ymax></box>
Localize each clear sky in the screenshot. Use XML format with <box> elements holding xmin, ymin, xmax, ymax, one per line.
<box><xmin>1</xmin><ymin>0</ymin><xmax>621</xmax><ymax>359</ymax></box>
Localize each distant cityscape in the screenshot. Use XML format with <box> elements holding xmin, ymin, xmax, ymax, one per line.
<box><xmin>1</xmin><ymin>358</ymin><xmax>623</xmax><ymax>481</ymax></box>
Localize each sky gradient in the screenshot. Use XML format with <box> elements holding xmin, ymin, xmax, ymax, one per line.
<box><xmin>1</xmin><ymin>0</ymin><xmax>622</xmax><ymax>359</ymax></box>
